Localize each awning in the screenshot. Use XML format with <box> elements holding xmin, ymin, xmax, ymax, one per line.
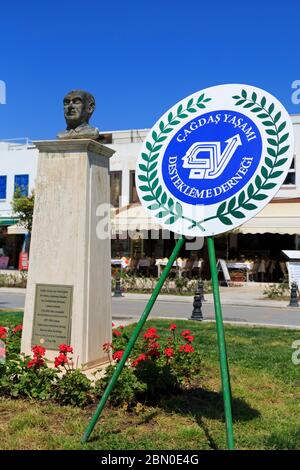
<box><xmin>111</xmin><ymin>204</ymin><xmax>161</xmax><ymax>233</ymax></box>
<box><xmin>0</xmin><ymin>217</ymin><xmax>19</xmax><ymax>227</ymax></box>
<box><xmin>238</xmin><ymin>202</ymin><xmax>300</xmax><ymax>235</ymax></box>
<box><xmin>7</xmin><ymin>224</ymin><xmax>28</xmax><ymax>235</ymax></box>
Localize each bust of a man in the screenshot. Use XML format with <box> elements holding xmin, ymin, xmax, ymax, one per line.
<box><xmin>57</xmin><ymin>89</ymin><xmax>100</xmax><ymax>140</ymax></box>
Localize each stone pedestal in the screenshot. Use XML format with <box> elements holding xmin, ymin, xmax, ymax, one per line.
<box><xmin>21</xmin><ymin>140</ymin><xmax>115</xmax><ymax>368</ymax></box>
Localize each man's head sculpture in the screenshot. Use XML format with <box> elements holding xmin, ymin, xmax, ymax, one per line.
<box><xmin>57</xmin><ymin>89</ymin><xmax>100</xmax><ymax>140</ymax></box>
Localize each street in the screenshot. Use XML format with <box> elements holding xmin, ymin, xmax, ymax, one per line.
<box><xmin>1</xmin><ymin>290</ymin><xmax>300</xmax><ymax>328</ymax></box>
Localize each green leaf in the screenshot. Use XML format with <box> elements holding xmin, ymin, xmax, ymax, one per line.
<box><xmin>141</xmin><ymin>152</ymin><xmax>149</xmax><ymax>162</ymax></box>
<box><xmin>138</xmin><ymin>175</ymin><xmax>148</xmax><ymax>182</ymax></box>
<box><xmin>165</xmin><ymin>216</ymin><xmax>175</xmax><ymax>224</ymax></box>
<box><xmin>243</xmin><ymin>102</ymin><xmax>254</xmax><ymax>108</ymax></box>
<box><xmin>170</xmin><ymin>119</ymin><xmax>180</xmax><ymax>125</ymax></box>
<box><xmin>217</xmin><ymin>201</ymin><xmax>227</xmax><ymax>216</ymax></box>
<box><xmin>278</xmin><ymin>145</ymin><xmax>290</xmax><ymax>155</ymax></box>
<box><xmin>269</xmin><ymin>171</ymin><xmax>283</xmax><ymax>178</ymax></box>
<box><xmin>178</xmin><ymin>113</ymin><xmax>188</xmax><ymax>118</ymax></box>
<box><xmin>261</xmin><ymin>97</ymin><xmax>267</xmax><ymax>107</ymax></box>
<box><xmin>203</xmin><ymin>98</ymin><xmax>211</xmax><ymax>102</ymax></box>
<box><xmin>235</xmin><ymin>99</ymin><xmax>246</xmax><ymax>105</ymax></box>
<box><xmin>168</xmin><ymin>112</ymin><xmax>173</xmax><ymax>123</ymax></box>
<box><xmin>247</xmin><ymin>183</ymin><xmax>254</xmax><ymax>198</ymax></box>
<box><xmin>255</xmin><ymin>175</ymin><xmax>262</xmax><ymax>188</ymax></box>
<box><xmin>241</xmin><ymin>89</ymin><xmax>247</xmax><ymax>98</ymax></box>
<box><xmin>143</xmin><ymin>195</ymin><xmax>155</xmax><ymax>201</ymax></box>
<box><xmin>152</xmin><ymin>145</ymin><xmax>163</xmax><ymax>152</ymax></box>
<box><xmin>157</xmin><ymin>211</ymin><xmax>169</xmax><ymax>218</ymax></box>
<box><xmin>275</xmin><ymin>158</ymin><xmax>288</xmax><ymax>167</ymax></box>
<box><xmin>252</xmin><ymin>92</ymin><xmax>257</xmax><ymax>102</ymax></box>
<box><xmin>262</xmin><ymin>182</ymin><xmax>276</xmax><ymax>189</ymax></box>
<box><xmin>257</xmin><ymin>113</ymin><xmax>269</xmax><ymax>118</ymax></box>
<box><xmin>279</xmin><ymin>133</ymin><xmax>289</xmax><ymax>144</ymax></box>
<box><xmin>161</xmin><ymin>192</ymin><xmax>167</xmax><ymax>204</ymax></box>
<box><xmin>274</xmin><ymin>111</ymin><xmax>281</xmax><ymax>123</ymax></box>
<box><xmin>267</xmin><ymin>138</ymin><xmax>278</xmax><ymax>146</ymax></box>
<box><xmin>188</xmin><ymin>107</ymin><xmax>197</xmax><ymax>113</ymax></box>
<box><xmin>148</xmin><ymin>162</ymin><xmax>158</xmax><ymax>172</ymax></box>
<box><xmin>238</xmin><ymin>191</ymin><xmax>245</xmax><ymax>206</ymax></box>
<box><xmin>219</xmin><ymin>215</ymin><xmax>233</xmax><ymax>225</ymax></box>
<box><xmin>162</xmin><ymin>127</ymin><xmax>173</xmax><ymax>134</ymax></box>
<box><xmin>156</xmin><ymin>185</ymin><xmax>162</xmax><ymax>198</ymax></box>
<box><xmin>197</xmin><ymin>94</ymin><xmax>204</xmax><ymax>102</ymax></box>
<box><xmin>278</xmin><ymin>122</ymin><xmax>286</xmax><ymax>133</ymax></box>
<box><xmin>266</xmin><ymin>129</ymin><xmax>277</xmax><ymax>135</ymax></box>
<box><xmin>148</xmin><ymin>203</ymin><xmax>160</xmax><ymax>210</ymax></box>
<box><xmin>268</xmin><ymin>103</ymin><xmax>275</xmax><ymax>114</ymax></box>
<box><xmin>187</xmin><ymin>98</ymin><xmax>193</xmax><ymax>108</ymax></box>
<box><xmin>168</xmin><ymin>198</ymin><xmax>174</xmax><ymax>209</ymax></box>
<box><xmin>146</xmin><ymin>141</ymin><xmax>153</xmax><ymax>151</ymax></box>
<box><xmin>261</xmin><ymin>166</ymin><xmax>269</xmax><ymax>178</ymax></box>
<box><xmin>251</xmin><ymin>107</ymin><xmax>262</xmax><ymax>113</ymax></box>
<box><xmin>151</xmin><ymin>178</ymin><xmax>159</xmax><ymax>190</ymax></box>
<box><xmin>265</xmin><ymin>157</ymin><xmax>273</xmax><ymax>168</ymax></box>
<box><xmin>152</xmin><ymin>130</ymin><xmax>158</xmax><ymax>141</ymax></box>
<box><xmin>149</xmin><ymin>170</ymin><xmax>158</xmax><ymax>181</ymax></box>
<box><xmin>232</xmin><ymin>95</ymin><xmax>241</xmax><ymax>99</ymax></box>
<box><xmin>175</xmin><ymin>202</ymin><xmax>183</xmax><ymax>216</ymax></box>
<box><xmin>157</xmin><ymin>136</ymin><xmax>167</xmax><ymax>142</ymax></box>
<box><xmin>177</xmin><ymin>104</ymin><xmax>183</xmax><ymax>114</ymax></box>
<box><xmin>267</xmin><ymin>147</ymin><xmax>277</xmax><ymax>157</ymax></box>
<box><xmin>231</xmin><ymin>210</ymin><xmax>245</xmax><ymax>219</ymax></box>
<box><xmin>252</xmin><ymin>194</ymin><xmax>268</xmax><ymax>200</ymax></box>
<box><xmin>139</xmin><ymin>163</ymin><xmax>148</xmax><ymax>172</ymax></box>
<box><xmin>159</xmin><ymin>121</ymin><xmax>165</xmax><ymax>132</ymax></box>
<box><xmin>243</xmin><ymin>203</ymin><xmax>257</xmax><ymax>210</ymax></box>
<box><xmin>150</xmin><ymin>153</ymin><xmax>160</xmax><ymax>162</ymax></box>
<box><xmin>197</xmin><ymin>103</ymin><xmax>206</xmax><ymax>108</ymax></box>
<box><xmin>262</xmin><ymin>121</ymin><xmax>274</xmax><ymax>126</ymax></box>
<box><xmin>228</xmin><ymin>197</ymin><xmax>236</xmax><ymax>212</ymax></box>
<box><xmin>140</xmin><ymin>185</ymin><xmax>151</xmax><ymax>192</ymax></box>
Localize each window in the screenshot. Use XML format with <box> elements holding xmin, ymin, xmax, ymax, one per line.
<box><xmin>130</xmin><ymin>171</ymin><xmax>139</xmax><ymax>203</ymax></box>
<box><xmin>110</xmin><ymin>171</ymin><xmax>122</xmax><ymax>207</ymax></box>
<box><xmin>0</xmin><ymin>176</ymin><xmax>7</xmax><ymax>199</ymax></box>
<box><xmin>14</xmin><ymin>174</ymin><xmax>29</xmax><ymax>196</ymax></box>
<box><xmin>282</xmin><ymin>156</ymin><xmax>296</xmax><ymax>186</ymax></box>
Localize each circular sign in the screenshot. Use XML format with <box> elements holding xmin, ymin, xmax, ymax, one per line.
<box><xmin>136</xmin><ymin>84</ymin><xmax>294</xmax><ymax>237</ymax></box>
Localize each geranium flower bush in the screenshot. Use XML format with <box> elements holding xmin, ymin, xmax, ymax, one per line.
<box><xmin>95</xmin><ymin>323</ymin><xmax>202</xmax><ymax>407</ymax></box>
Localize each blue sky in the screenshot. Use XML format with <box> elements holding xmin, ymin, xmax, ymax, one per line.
<box><xmin>0</xmin><ymin>0</ymin><xmax>299</xmax><ymax>140</ymax></box>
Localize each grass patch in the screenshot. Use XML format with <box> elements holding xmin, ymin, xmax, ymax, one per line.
<box><xmin>0</xmin><ymin>311</ymin><xmax>23</xmax><ymax>327</ymax></box>
<box><xmin>0</xmin><ymin>319</ymin><xmax>299</xmax><ymax>450</ymax></box>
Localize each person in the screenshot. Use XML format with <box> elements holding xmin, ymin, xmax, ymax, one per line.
<box><xmin>257</xmin><ymin>256</ymin><xmax>266</xmax><ymax>282</ymax></box>
<box><xmin>57</xmin><ymin>90</ymin><xmax>100</xmax><ymax>140</ymax></box>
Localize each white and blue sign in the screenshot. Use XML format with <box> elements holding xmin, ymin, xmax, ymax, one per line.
<box><xmin>137</xmin><ymin>84</ymin><xmax>294</xmax><ymax>237</ymax></box>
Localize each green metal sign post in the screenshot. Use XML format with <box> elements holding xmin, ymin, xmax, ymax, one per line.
<box><xmin>81</xmin><ymin>235</ymin><xmax>235</xmax><ymax>449</ymax></box>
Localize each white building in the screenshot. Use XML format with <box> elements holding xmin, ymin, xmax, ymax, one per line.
<box><xmin>1</xmin><ymin>117</ymin><xmax>300</xmax><ymax>273</ymax></box>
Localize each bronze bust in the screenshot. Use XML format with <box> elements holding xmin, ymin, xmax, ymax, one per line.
<box><xmin>57</xmin><ymin>90</ymin><xmax>100</xmax><ymax>140</ymax></box>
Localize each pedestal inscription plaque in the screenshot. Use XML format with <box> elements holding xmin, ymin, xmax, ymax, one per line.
<box><xmin>31</xmin><ymin>284</ymin><xmax>73</xmax><ymax>350</ymax></box>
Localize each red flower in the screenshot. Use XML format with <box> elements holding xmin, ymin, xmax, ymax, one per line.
<box><xmin>147</xmin><ymin>349</ymin><xmax>160</xmax><ymax>358</ymax></box>
<box><xmin>54</xmin><ymin>352</ymin><xmax>69</xmax><ymax>368</ymax></box>
<box><xmin>112</xmin><ymin>350</ymin><xmax>124</xmax><ymax>361</ymax></box>
<box><xmin>0</xmin><ymin>347</ymin><xmax>6</xmax><ymax>358</ymax></box>
<box><xmin>112</xmin><ymin>322</ymin><xmax>115</xmax><ymax>327</ymax></box>
<box><xmin>59</xmin><ymin>344</ymin><xmax>73</xmax><ymax>354</ymax></box>
<box><xmin>131</xmin><ymin>353</ymin><xmax>147</xmax><ymax>367</ymax></box>
<box><xmin>112</xmin><ymin>329</ymin><xmax>121</xmax><ymax>337</ymax></box>
<box><xmin>32</xmin><ymin>345</ymin><xmax>46</xmax><ymax>357</ymax></box>
<box><xmin>164</xmin><ymin>347</ymin><xmax>174</xmax><ymax>358</ymax></box>
<box><xmin>185</xmin><ymin>335</ymin><xmax>194</xmax><ymax>343</ymax></box>
<box><xmin>179</xmin><ymin>344</ymin><xmax>195</xmax><ymax>353</ymax></box>
<box><xmin>169</xmin><ymin>324</ymin><xmax>177</xmax><ymax>331</ymax></box>
<box><xmin>13</xmin><ymin>324</ymin><xmax>23</xmax><ymax>333</ymax></box>
<box><xmin>181</xmin><ymin>329</ymin><xmax>191</xmax><ymax>338</ymax></box>
<box><xmin>0</xmin><ymin>327</ymin><xmax>7</xmax><ymax>340</ymax></box>
<box><xmin>102</xmin><ymin>342</ymin><xmax>112</xmax><ymax>352</ymax></box>
<box><xmin>27</xmin><ymin>357</ymin><xmax>45</xmax><ymax>368</ymax></box>
<box><xmin>149</xmin><ymin>341</ymin><xmax>160</xmax><ymax>349</ymax></box>
<box><xmin>143</xmin><ymin>327</ymin><xmax>160</xmax><ymax>340</ymax></box>
<box><xmin>119</xmin><ymin>325</ymin><xmax>125</xmax><ymax>329</ymax></box>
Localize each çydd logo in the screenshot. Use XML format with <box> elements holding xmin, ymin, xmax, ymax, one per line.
<box><xmin>136</xmin><ymin>84</ymin><xmax>294</xmax><ymax>237</ymax></box>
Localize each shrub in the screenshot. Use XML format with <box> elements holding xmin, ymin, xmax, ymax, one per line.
<box><xmin>263</xmin><ymin>283</ymin><xmax>289</xmax><ymax>299</ymax></box>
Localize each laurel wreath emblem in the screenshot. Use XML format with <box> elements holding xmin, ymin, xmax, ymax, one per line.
<box><xmin>138</xmin><ymin>90</ymin><xmax>290</xmax><ymax>231</ymax></box>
